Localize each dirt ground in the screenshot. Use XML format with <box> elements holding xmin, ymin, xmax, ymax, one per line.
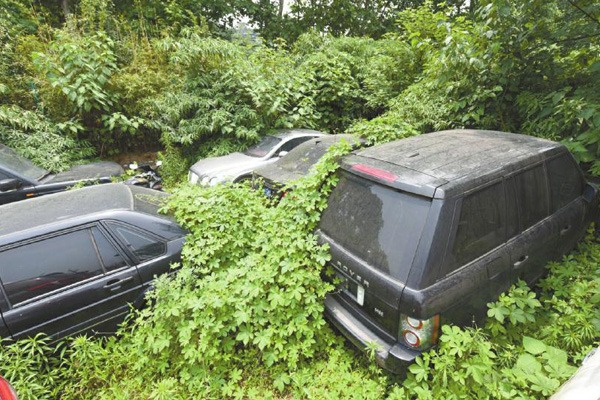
<box><xmin>108</xmin><ymin>151</ymin><xmax>160</xmax><ymax>167</ymax></box>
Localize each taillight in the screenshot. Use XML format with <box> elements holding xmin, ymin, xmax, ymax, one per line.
<box><xmin>350</xmin><ymin>164</ymin><xmax>398</xmax><ymax>183</ymax></box>
<box><xmin>0</xmin><ymin>376</ymin><xmax>18</xmax><ymax>400</ymax></box>
<box><xmin>399</xmin><ymin>314</ymin><xmax>440</xmax><ymax>351</ymax></box>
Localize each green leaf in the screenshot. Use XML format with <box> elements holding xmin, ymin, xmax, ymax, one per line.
<box><xmin>515</xmin><ymin>354</ymin><xmax>542</xmax><ymax>375</ymax></box>
<box><xmin>523</xmin><ymin>336</ymin><xmax>546</xmax><ymax>355</ymax></box>
<box><xmin>528</xmin><ymin>374</ymin><xmax>560</xmax><ymax>395</ymax></box>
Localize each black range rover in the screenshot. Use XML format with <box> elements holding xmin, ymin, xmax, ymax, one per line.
<box><xmin>317</xmin><ymin>129</ymin><xmax>599</xmax><ymax>373</ymax></box>
<box><xmin>0</xmin><ymin>183</ymin><xmax>186</xmax><ymax>340</ymax></box>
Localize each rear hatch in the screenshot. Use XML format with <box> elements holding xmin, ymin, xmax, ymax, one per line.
<box><xmin>318</xmin><ymin>170</ymin><xmax>432</xmax><ymax>339</ymax></box>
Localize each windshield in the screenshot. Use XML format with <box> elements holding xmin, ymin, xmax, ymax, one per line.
<box><xmin>243</xmin><ymin>136</ymin><xmax>282</xmax><ymax>158</ymax></box>
<box><xmin>278</xmin><ymin>140</ymin><xmax>329</xmax><ymax>174</ymax></box>
<box><xmin>0</xmin><ymin>145</ymin><xmax>48</xmax><ymax>181</ymax></box>
<box><xmin>320</xmin><ymin>171</ymin><xmax>431</xmax><ymax>282</ymax></box>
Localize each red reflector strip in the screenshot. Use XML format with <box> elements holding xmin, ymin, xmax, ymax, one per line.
<box><xmin>26</xmin><ymin>193</ymin><xmax>36</xmax><ymax>197</ymax></box>
<box><xmin>351</xmin><ymin>164</ymin><xmax>397</xmax><ymax>183</ymax></box>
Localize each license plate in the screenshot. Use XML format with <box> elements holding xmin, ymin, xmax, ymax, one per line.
<box><xmin>335</xmin><ymin>272</ymin><xmax>364</xmax><ymax>306</ymax></box>
<box><xmin>356</xmin><ymin>285</ymin><xmax>365</xmax><ymax>305</ymax></box>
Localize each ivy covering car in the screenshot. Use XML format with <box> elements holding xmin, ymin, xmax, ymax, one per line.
<box><xmin>0</xmin><ymin>183</ymin><xmax>186</xmax><ymax>340</ymax></box>
<box><xmin>252</xmin><ymin>134</ymin><xmax>363</xmax><ymax>199</ymax></box>
<box><xmin>0</xmin><ymin>144</ymin><xmax>123</xmax><ymax>205</ymax></box>
<box><xmin>188</xmin><ymin>129</ymin><xmax>327</xmax><ymax>186</ymax></box>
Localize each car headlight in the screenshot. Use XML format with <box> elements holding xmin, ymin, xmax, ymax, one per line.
<box><xmin>188</xmin><ymin>171</ymin><xmax>200</xmax><ymax>185</ymax></box>
<box><xmin>201</xmin><ymin>176</ymin><xmax>210</xmax><ymax>186</ymax></box>
<box><xmin>209</xmin><ymin>177</ymin><xmax>221</xmax><ymax>186</ymax></box>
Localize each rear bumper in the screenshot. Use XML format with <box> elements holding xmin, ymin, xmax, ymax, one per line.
<box><xmin>324</xmin><ymin>294</ymin><xmax>421</xmax><ymax>374</ymax></box>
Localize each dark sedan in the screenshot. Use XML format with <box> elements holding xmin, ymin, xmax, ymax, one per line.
<box><xmin>0</xmin><ymin>184</ymin><xmax>186</xmax><ymax>340</ymax></box>
<box><xmin>252</xmin><ymin>134</ymin><xmax>363</xmax><ymax>198</ymax></box>
<box><xmin>0</xmin><ymin>144</ymin><xmax>123</xmax><ymax>205</ymax></box>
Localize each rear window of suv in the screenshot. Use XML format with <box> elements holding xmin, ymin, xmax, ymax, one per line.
<box><xmin>320</xmin><ymin>171</ymin><xmax>431</xmax><ymax>281</ymax></box>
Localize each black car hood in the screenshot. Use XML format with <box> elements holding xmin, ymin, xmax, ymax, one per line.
<box><xmin>256</xmin><ymin>166</ymin><xmax>303</xmax><ymax>187</ymax></box>
<box><xmin>48</xmin><ymin>161</ymin><xmax>124</xmax><ymax>183</ymax></box>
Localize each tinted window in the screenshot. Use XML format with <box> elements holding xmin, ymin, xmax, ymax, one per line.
<box><xmin>243</xmin><ymin>136</ymin><xmax>281</xmax><ymax>158</ymax></box>
<box><xmin>505</xmin><ymin>179</ymin><xmax>519</xmax><ymax>239</ymax></box>
<box><xmin>453</xmin><ymin>182</ymin><xmax>505</xmax><ymax>265</ymax></box>
<box><xmin>129</xmin><ymin>185</ymin><xmax>170</xmax><ymax>216</ymax></box>
<box><xmin>514</xmin><ymin>165</ymin><xmax>549</xmax><ymax>229</ymax></box>
<box><xmin>320</xmin><ymin>172</ymin><xmax>431</xmax><ymax>281</ymax></box>
<box><xmin>109</xmin><ymin>223</ymin><xmax>165</xmax><ymax>261</ymax></box>
<box><xmin>0</xmin><ymin>229</ymin><xmax>104</xmax><ymax>305</ymax></box>
<box><xmin>280</xmin><ymin>137</ymin><xmax>313</xmax><ymax>153</ymax></box>
<box><xmin>547</xmin><ymin>154</ymin><xmax>583</xmax><ymax>211</ymax></box>
<box><xmin>91</xmin><ymin>228</ymin><xmax>127</xmax><ymax>271</ymax></box>
<box><xmin>0</xmin><ymin>145</ymin><xmax>48</xmax><ymax>181</ymax></box>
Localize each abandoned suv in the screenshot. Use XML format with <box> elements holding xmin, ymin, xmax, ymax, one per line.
<box><xmin>0</xmin><ymin>184</ymin><xmax>186</xmax><ymax>340</ymax></box>
<box><xmin>317</xmin><ymin>129</ymin><xmax>599</xmax><ymax>373</ymax></box>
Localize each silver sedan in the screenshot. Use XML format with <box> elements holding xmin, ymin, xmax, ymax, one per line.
<box><xmin>188</xmin><ymin>129</ymin><xmax>327</xmax><ymax>186</ymax></box>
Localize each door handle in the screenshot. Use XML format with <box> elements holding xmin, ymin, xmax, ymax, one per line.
<box><xmin>560</xmin><ymin>225</ymin><xmax>571</xmax><ymax>236</ymax></box>
<box><xmin>104</xmin><ymin>276</ymin><xmax>134</xmax><ymax>291</ymax></box>
<box><xmin>513</xmin><ymin>255</ymin><xmax>529</xmax><ymax>268</ymax></box>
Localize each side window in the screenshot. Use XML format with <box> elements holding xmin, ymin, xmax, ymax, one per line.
<box><xmin>546</xmin><ymin>154</ymin><xmax>584</xmax><ymax>211</ymax></box>
<box><xmin>279</xmin><ymin>137</ymin><xmax>313</xmax><ymax>153</ymax></box>
<box><xmin>453</xmin><ymin>182</ymin><xmax>505</xmax><ymax>265</ymax></box>
<box><xmin>0</xmin><ymin>229</ymin><xmax>104</xmax><ymax>305</ymax></box>
<box><xmin>91</xmin><ymin>227</ymin><xmax>127</xmax><ymax>271</ymax></box>
<box><xmin>0</xmin><ymin>169</ymin><xmax>11</xmax><ymax>180</ymax></box>
<box><xmin>513</xmin><ymin>165</ymin><xmax>549</xmax><ymax>229</ymax></box>
<box><xmin>108</xmin><ymin>223</ymin><xmax>166</xmax><ymax>261</ymax></box>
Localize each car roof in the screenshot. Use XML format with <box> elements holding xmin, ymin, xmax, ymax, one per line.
<box><xmin>0</xmin><ymin>184</ymin><xmax>169</xmax><ymax>238</ymax></box>
<box><xmin>272</xmin><ymin>128</ymin><xmax>328</xmax><ymax>140</ymax></box>
<box><xmin>342</xmin><ymin>129</ymin><xmax>565</xmax><ymax>198</ymax></box>
<box><xmin>255</xmin><ymin>134</ymin><xmax>362</xmax><ymax>184</ymax></box>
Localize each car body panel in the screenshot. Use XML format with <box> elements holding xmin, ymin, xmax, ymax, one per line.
<box><xmin>254</xmin><ymin>134</ymin><xmax>363</xmax><ymax>191</ymax></box>
<box><xmin>188</xmin><ymin>129</ymin><xmax>328</xmax><ymax>185</ymax></box>
<box><xmin>0</xmin><ymin>184</ymin><xmax>185</xmax><ymax>340</ymax></box>
<box><xmin>551</xmin><ymin>348</ymin><xmax>600</xmax><ymax>400</ymax></box>
<box><xmin>0</xmin><ymin>145</ymin><xmax>123</xmax><ymax>205</ymax></box>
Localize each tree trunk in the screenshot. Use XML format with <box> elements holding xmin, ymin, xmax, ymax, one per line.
<box><xmin>279</xmin><ymin>0</ymin><xmax>285</xmax><ymax>18</ymax></box>
<box><xmin>61</xmin><ymin>0</ymin><xmax>70</xmax><ymax>18</ymax></box>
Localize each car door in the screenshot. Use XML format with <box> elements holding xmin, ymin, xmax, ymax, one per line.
<box><xmin>0</xmin><ymin>283</ymin><xmax>11</xmax><ymax>338</ymax></box>
<box><xmin>444</xmin><ymin>181</ymin><xmax>511</xmax><ymax>324</ymax></box>
<box><xmin>103</xmin><ymin>221</ymin><xmax>173</xmax><ymax>286</ymax></box>
<box><xmin>545</xmin><ymin>153</ymin><xmax>587</xmax><ymax>255</ymax></box>
<box><xmin>0</xmin><ymin>225</ymin><xmax>143</xmax><ymax>340</ymax></box>
<box><xmin>505</xmin><ymin>165</ymin><xmax>555</xmax><ymax>285</ymax></box>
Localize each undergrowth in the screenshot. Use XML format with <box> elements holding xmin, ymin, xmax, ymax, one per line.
<box><xmin>1</xmin><ymin>137</ymin><xmax>599</xmax><ymax>399</ymax></box>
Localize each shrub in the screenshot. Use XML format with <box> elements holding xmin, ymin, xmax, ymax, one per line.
<box><xmin>0</xmin><ymin>105</ymin><xmax>93</xmax><ymax>171</ymax></box>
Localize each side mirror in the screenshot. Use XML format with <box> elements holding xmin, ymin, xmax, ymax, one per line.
<box><xmin>583</xmin><ymin>183</ymin><xmax>598</xmax><ymax>203</ymax></box>
<box><xmin>278</xmin><ymin>150</ymin><xmax>289</xmax><ymax>157</ymax></box>
<box><xmin>0</xmin><ymin>178</ymin><xmax>21</xmax><ymax>192</ymax></box>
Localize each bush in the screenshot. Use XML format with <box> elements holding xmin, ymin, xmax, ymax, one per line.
<box><xmin>392</xmin><ymin>230</ymin><xmax>600</xmax><ymax>399</ymax></box>
<box><xmin>0</xmin><ymin>105</ymin><xmax>93</xmax><ymax>171</ymax></box>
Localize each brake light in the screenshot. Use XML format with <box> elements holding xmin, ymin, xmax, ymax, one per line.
<box><xmin>0</xmin><ymin>376</ymin><xmax>18</xmax><ymax>400</ymax></box>
<box><xmin>400</xmin><ymin>314</ymin><xmax>440</xmax><ymax>351</ymax></box>
<box><xmin>350</xmin><ymin>164</ymin><xmax>397</xmax><ymax>183</ymax></box>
